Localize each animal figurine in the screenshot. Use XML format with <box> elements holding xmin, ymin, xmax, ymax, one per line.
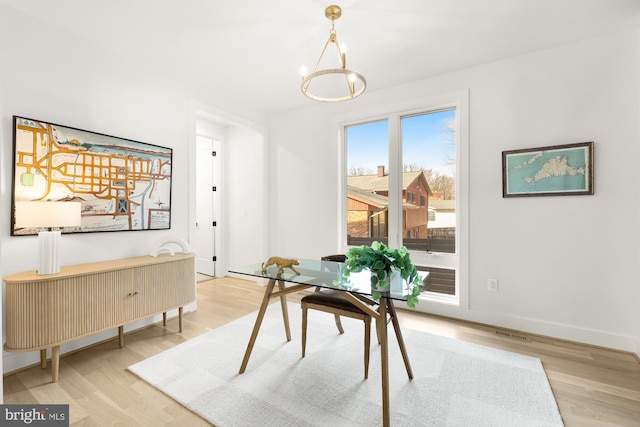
<box><xmin>261</xmin><ymin>257</ymin><xmax>300</xmax><ymax>275</ymax></box>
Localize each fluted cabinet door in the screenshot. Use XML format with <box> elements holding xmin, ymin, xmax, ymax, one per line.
<box><xmin>4</xmin><ymin>253</ymin><xmax>196</xmax><ymax>352</ymax></box>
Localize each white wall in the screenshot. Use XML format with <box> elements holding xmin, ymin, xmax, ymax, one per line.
<box><xmin>268</xmin><ymin>109</ymin><xmax>342</xmax><ymax>259</ymax></box>
<box><xmin>0</xmin><ymin>5</ymin><xmax>186</xmax><ymax>375</ymax></box>
<box><xmin>0</xmin><ymin>6</ymin><xmax>266</xmax><ymax>376</ymax></box>
<box><xmin>268</xmin><ymin>28</ymin><xmax>640</xmax><ymax>354</ymax></box>
<box><xmin>224</xmin><ymin>126</ymin><xmax>268</xmax><ymax>270</ymax></box>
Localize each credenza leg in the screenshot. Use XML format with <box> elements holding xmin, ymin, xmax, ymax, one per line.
<box><xmin>118</xmin><ymin>326</ymin><xmax>124</xmax><ymax>348</ymax></box>
<box><xmin>51</xmin><ymin>346</ymin><xmax>60</xmax><ymax>382</ymax></box>
<box><xmin>40</xmin><ymin>349</ymin><xmax>47</xmax><ymax>369</ymax></box>
<box><xmin>178</xmin><ymin>307</ymin><xmax>183</xmax><ymax>332</ymax></box>
<box><xmin>163</xmin><ymin>312</ymin><xmax>167</xmax><ymax>326</ymax></box>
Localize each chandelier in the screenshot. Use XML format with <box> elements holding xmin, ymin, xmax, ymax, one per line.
<box><xmin>300</xmin><ymin>5</ymin><xmax>367</xmax><ymax>102</ymax></box>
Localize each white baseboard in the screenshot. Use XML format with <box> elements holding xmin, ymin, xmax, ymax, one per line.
<box><xmin>422</xmin><ymin>303</ymin><xmax>639</xmax><ymax>357</ymax></box>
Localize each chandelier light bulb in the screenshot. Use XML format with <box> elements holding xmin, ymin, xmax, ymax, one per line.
<box><xmin>300</xmin><ymin>66</ymin><xmax>308</xmax><ymax>77</ymax></box>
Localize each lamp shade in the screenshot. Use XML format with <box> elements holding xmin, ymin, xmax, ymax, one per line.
<box><xmin>15</xmin><ymin>201</ymin><xmax>82</xmax><ymax>229</ymax></box>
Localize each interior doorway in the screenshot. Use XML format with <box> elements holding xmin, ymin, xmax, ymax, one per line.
<box><xmin>194</xmin><ymin>134</ymin><xmax>219</xmax><ymax>276</ymax></box>
<box><xmin>190</xmin><ymin>103</ymin><xmax>267</xmax><ymax>277</ymax></box>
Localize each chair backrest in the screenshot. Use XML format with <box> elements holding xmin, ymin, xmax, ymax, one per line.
<box><xmin>321</xmin><ymin>254</ymin><xmax>346</xmax><ymax>262</ymax></box>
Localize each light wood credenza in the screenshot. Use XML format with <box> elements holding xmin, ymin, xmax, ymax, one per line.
<box><xmin>3</xmin><ymin>253</ymin><xmax>196</xmax><ymax>382</ymax></box>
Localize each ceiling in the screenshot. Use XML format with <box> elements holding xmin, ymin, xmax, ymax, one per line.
<box><xmin>3</xmin><ymin>0</ymin><xmax>640</xmax><ymax>117</ymax></box>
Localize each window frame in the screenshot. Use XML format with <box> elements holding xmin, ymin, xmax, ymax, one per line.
<box><xmin>338</xmin><ymin>90</ymin><xmax>469</xmax><ymax>311</ymax></box>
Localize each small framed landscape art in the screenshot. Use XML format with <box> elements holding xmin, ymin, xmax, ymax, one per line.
<box><xmin>12</xmin><ymin>116</ymin><xmax>173</xmax><ymax>235</ymax></box>
<box><xmin>502</xmin><ymin>141</ymin><xmax>594</xmax><ymax>197</ymax></box>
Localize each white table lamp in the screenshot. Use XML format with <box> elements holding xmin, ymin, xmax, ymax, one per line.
<box><xmin>14</xmin><ymin>201</ymin><xmax>82</xmax><ymax>275</ymax></box>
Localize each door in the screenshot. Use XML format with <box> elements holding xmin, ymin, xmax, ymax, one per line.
<box><xmin>194</xmin><ymin>134</ymin><xmax>218</xmax><ymax>276</ymax></box>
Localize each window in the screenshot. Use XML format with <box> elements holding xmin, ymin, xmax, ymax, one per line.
<box><xmin>342</xmin><ymin>92</ymin><xmax>468</xmax><ymax>308</ymax></box>
<box><xmin>345</xmin><ymin>119</ymin><xmax>389</xmax><ymax>246</ymax></box>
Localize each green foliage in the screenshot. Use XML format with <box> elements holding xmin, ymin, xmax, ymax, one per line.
<box><xmin>343</xmin><ymin>241</ymin><xmax>423</xmax><ymax>308</ymax></box>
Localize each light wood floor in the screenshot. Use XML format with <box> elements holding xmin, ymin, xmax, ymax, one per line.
<box><xmin>3</xmin><ymin>276</ymin><xmax>640</xmax><ymax>426</ymax></box>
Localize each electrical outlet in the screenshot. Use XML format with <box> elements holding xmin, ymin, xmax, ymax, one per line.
<box><xmin>487</xmin><ymin>278</ymin><xmax>499</xmax><ymax>292</ymax></box>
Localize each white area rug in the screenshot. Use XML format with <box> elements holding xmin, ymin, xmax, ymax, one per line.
<box><xmin>129</xmin><ymin>302</ymin><xmax>564</xmax><ymax>426</ymax></box>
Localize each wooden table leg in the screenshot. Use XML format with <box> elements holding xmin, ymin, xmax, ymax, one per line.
<box><xmin>51</xmin><ymin>345</ymin><xmax>60</xmax><ymax>382</ymax></box>
<box><xmin>387</xmin><ymin>299</ymin><xmax>413</xmax><ymax>379</ymax></box>
<box><xmin>239</xmin><ymin>278</ymin><xmax>277</xmax><ymax>374</ymax></box>
<box><xmin>278</xmin><ymin>279</ymin><xmax>291</xmax><ymax>342</ymax></box>
<box><xmin>379</xmin><ymin>298</ymin><xmax>390</xmax><ymax>427</ymax></box>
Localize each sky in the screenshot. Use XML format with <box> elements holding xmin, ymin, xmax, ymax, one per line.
<box><xmin>346</xmin><ymin>109</ymin><xmax>456</xmax><ymax>176</ymax></box>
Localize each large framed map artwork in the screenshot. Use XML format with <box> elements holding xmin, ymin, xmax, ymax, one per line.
<box><xmin>11</xmin><ymin>116</ymin><xmax>173</xmax><ymax>235</ymax></box>
<box><xmin>502</xmin><ymin>141</ymin><xmax>594</xmax><ymax>197</ymax></box>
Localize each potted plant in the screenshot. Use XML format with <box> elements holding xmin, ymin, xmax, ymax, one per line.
<box><xmin>342</xmin><ymin>241</ymin><xmax>423</xmax><ymax>308</ymax></box>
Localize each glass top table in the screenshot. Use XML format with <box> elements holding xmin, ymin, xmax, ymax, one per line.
<box><xmin>229</xmin><ymin>257</ymin><xmax>424</xmax><ymax>427</ymax></box>
<box><xmin>229</xmin><ymin>257</ymin><xmax>423</xmax><ymax>302</ymax></box>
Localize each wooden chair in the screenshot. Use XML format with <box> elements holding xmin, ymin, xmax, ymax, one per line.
<box><xmin>301</xmin><ymin>254</ymin><xmax>376</xmax><ymax>379</ymax></box>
